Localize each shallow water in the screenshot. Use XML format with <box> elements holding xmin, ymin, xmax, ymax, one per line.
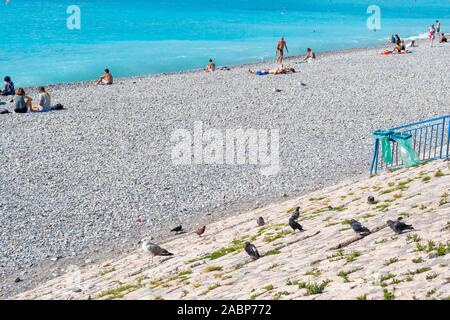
<box><xmin>1</xmin><ymin>0</ymin><xmax>449</xmax><ymax>87</ymax></box>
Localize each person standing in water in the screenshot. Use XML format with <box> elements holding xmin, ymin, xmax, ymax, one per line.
<box><xmin>436</xmin><ymin>20</ymin><xmax>441</xmax><ymax>34</ymax></box>
<box><xmin>276</xmin><ymin>37</ymin><xmax>288</xmax><ymax>64</ymax></box>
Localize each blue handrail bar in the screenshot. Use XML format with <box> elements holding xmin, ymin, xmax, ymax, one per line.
<box><xmin>370</xmin><ymin>115</ymin><xmax>450</xmax><ymax>175</ymax></box>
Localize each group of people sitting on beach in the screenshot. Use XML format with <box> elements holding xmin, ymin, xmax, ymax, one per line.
<box><xmin>386</xmin><ymin>21</ymin><xmax>447</xmax><ymax>55</ymax></box>
<box><xmin>0</xmin><ymin>68</ymin><xmax>115</xmax><ymax>114</ymax></box>
<box><xmin>0</xmin><ymin>76</ymin><xmax>53</xmax><ymax>114</ymax></box>
<box><xmin>387</xmin><ymin>34</ymin><xmax>410</xmax><ymax>54</ymax></box>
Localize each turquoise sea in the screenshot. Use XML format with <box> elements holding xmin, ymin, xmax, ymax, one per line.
<box><xmin>1</xmin><ymin>0</ymin><xmax>449</xmax><ymax>87</ymax></box>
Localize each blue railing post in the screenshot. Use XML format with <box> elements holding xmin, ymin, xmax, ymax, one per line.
<box><xmin>446</xmin><ymin>118</ymin><xmax>450</xmax><ymax>159</ymax></box>
<box><xmin>439</xmin><ymin>117</ymin><xmax>445</xmax><ymax>159</ymax></box>
<box><xmin>370</xmin><ymin>138</ymin><xmax>380</xmax><ymax>175</ymax></box>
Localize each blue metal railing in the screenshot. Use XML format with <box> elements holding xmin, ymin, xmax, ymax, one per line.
<box><xmin>370</xmin><ymin>115</ymin><xmax>450</xmax><ymax>175</ymax></box>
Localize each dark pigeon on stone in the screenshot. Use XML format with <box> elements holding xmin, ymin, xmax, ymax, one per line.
<box><xmin>290</xmin><ymin>207</ymin><xmax>300</xmax><ymax>221</ymax></box>
<box><xmin>244</xmin><ymin>242</ymin><xmax>260</xmax><ymax>260</ymax></box>
<box><xmin>289</xmin><ymin>217</ymin><xmax>303</xmax><ymax>232</ymax></box>
<box><xmin>170</xmin><ymin>225</ymin><xmax>183</xmax><ymax>233</ymax></box>
<box><xmin>387</xmin><ymin>220</ymin><xmax>414</xmax><ymax>234</ymax></box>
<box><xmin>349</xmin><ymin>219</ymin><xmax>370</xmax><ymax>236</ymax></box>
<box><xmin>257</xmin><ymin>217</ymin><xmax>265</xmax><ymax>227</ymax></box>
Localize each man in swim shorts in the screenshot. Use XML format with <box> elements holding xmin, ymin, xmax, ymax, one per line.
<box><xmin>96</xmin><ymin>69</ymin><xmax>113</xmax><ymax>85</ymax></box>
<box><xmin>276</xmin><ymin>37</ymin><xmax>288</xmax><ymax>64</ymax></box>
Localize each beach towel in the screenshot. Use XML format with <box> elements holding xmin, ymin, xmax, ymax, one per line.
<box><xmin>255</xmin><ymin>70</ymin><xmax>269</xmax><ymax>76</ymax></box>
<box><xmin>379</xmin><ymin>50</ymin><xmax>410</xmax><ymax>55</ymax></box>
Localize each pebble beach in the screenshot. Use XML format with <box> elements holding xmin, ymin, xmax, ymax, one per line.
<box><xmin>1</xmin><ymin>38</ymin><xmax>449</xmax><ymax>298</ymax></box>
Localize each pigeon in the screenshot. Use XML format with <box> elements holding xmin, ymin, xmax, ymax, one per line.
<box><xmin>244</xmin><ymin>242</ymin><xmax>260</xmax><ymax>260</ymax></box>
<box><xmin>257</xmin><ymin>217</ymin><xmax>265</xmax><ymax>227</ymax></box>
<box><xmin>196</xmin><ymin>226</ymin><xmax>206</xmax><ymax>237</ymax></box>
<box><xmin>367</xmin><ymin>196</ymin><xmax>376</xmax><ymax>204</ymax></box>
<box><xmin>349</xmin><ymin>219</ymin><xmax>370</xmax><ymax>236</ymax></box>
<box><xmin>289</xmin><ymin>217</ymin><xmax>303</xmax><ymax>231</ymax></box>
<box><xmin>140</xmin><ymin>237</ymin><xmax>173</xmax><ymax>262</ymax></box>
<box><xmin>290</xmin><ymin>207</ymin><xmax>300</xmax><ymax>221</ymax></box>
<box><xmin>170</xmin><ymin>225</ymin><xmax>183</xmax><ymax>233</ymax></box>
<box><xmin>386</xmin><ymin>220</ymin><xmax>414</xmax><ymax>234</ymax></box>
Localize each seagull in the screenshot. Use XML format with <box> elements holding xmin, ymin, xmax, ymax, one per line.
<box><xmin>289</xmin><ymin>217</ymin><xmax>303</xmax><ymax>232</ymax></box>
<box><xmin>170</xmin><ymin>225</ymin><xmax>183</xmax><ymax>234</ymax></box>
<box><xmin>196</xmin><ymin>226</ymin><xmax>206</xmax><ymax>237</ymax></box>
<box><xmin>140</xmin><ymin>237</ymin><xmax>173</xmax><ymax>263</ymax></box>
<box><xmin>257</xmin><ymin>217</ymin><xmax>265</xmax><ymax>227</ymax></box>
<box><xmin>290</xmin><ymin>207</ymin><xmax>300</xmax><ymax>221</ymax></box>
<box><xmin>349</xmin><ymin>219</ymin><xmax>370</xmax><ymax>236</ymax></box>
<box><xmin>367</xmin><ymin>196</ymin><xmax>376</xmax><ymax>204</ymax></box>
<box><xmin>386</xmin><ymin>220</ymin><xmax>414</xmax><ymax>234</ymax></box>
<box><xmin>244</xmin><ymin>242</ymin><xmax>260</xmax><ymax>260</ymax></box>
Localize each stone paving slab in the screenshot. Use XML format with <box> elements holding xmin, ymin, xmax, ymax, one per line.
<box><xmin>14</xmin><ymin>160</ymin><xmax>450</xmax><ymax>300</ymax></box>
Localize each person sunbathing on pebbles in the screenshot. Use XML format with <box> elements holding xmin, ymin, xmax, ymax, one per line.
<box><xmin>248</xmin><ymin>66</ymin><xmax>296</xmax><ymax>75</ymax></box>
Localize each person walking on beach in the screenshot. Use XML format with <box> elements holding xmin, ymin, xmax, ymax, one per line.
<box><xmin>436</xmin><ymin>20</ymin><xmax>441</xmax><ymax>34</ymax></box>
<box><xmin>428</xmin><ymin>24</ymin><xmax>436</xmax><ymax>47</ymax></box>
<box><xmin>276</xmin><ymin>37</ymin><xmax>288</xmax><ymax>64</ymax></box>
<box><xmin>96</xmin><ymin>69</ymin><xmax>113</xmax><ymax>85</ymax></box>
